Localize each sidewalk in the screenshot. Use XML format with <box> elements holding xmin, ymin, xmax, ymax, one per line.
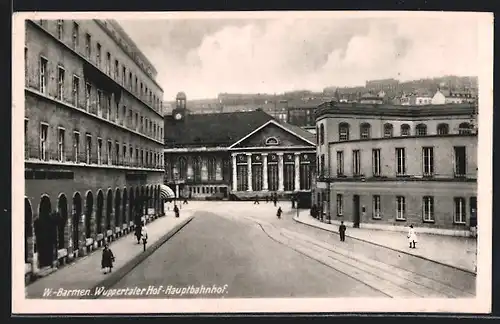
<box><xmin>293</xmin><ymin>211</ymin><xmax>477</xmax><ymax>274</ymax></box>
<box><xmin>26</xmin><ymin>205</ymin><xmax>197</xmax><ymax>298</ymax></box>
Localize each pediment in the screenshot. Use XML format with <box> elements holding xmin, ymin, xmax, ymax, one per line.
<box><xmin>230</xmin><ymin>121</ymin><xmax>315</xmax><ymax>149</ymax></box>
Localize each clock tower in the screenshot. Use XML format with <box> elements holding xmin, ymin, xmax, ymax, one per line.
<box><xmin>172</xmin><ymin>91</ymin><xmax>187</xmax><ymax>122</ymax></box>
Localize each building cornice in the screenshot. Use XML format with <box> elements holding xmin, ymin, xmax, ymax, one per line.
<box><xmin>315</xmin><ymin>101</ymin><xmax>476</xmax><ymax>120</ymax></box>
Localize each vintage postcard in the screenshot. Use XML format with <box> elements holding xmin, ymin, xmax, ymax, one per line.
<box><xmin>12</xmin><ymin>11</ymin><xmax>493</xmax><ymax>314</ymax></box>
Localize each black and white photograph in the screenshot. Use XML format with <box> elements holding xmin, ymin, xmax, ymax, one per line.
<box><xmin>12</xmin><ymin>11</ymin><xmax>492</xmax><ymax>314</ymax></box>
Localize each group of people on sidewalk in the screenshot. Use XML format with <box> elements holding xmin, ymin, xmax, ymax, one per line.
<box><xmin>309</xmin><ymin>205</ymin><xmax>418</xmax><ymax>248</ymax></box>
<box><xmin>101</xmin><ymin>205</ymin><xmax>183</xmax><ymax>274</ymax></box>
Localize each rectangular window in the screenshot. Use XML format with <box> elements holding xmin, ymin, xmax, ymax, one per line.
<box><xmin>135</xmin><ymin>148</ymin><xmax>139</xmax><ymax>165</ymax></box>
<box><xmin>372</xmin><ymin>149</ymin><xmax>381</xmax><ymax>176</ymax></box>
<box><xmin>115</xmin><ymin>142</ymin><xmax>120</xmax><ymax>164</ymax></box>
<box><xmin>352</xmin><ymin>150</ymin><xmax>361</xmax><ymax>176</ymax></box>
<box><xmin>107</xmin><ymin>94</ymin><xmax>112</xmax><ymax>119</ymax></box>
<box><xmin>123</xmin><ymin>144</ymin><xmax>127</xmax><ymax>162</ymax></box>
<box><xmin>96</xmin><ymin>43</ymin><xmax>101</xmax><ymax>67</ymax></box>
<box><xmin>122</xmin><ymin>66</ymin><xmax>126</xmax><ymax>85</ymax></box>
<box><xmin>73</xmin><ymin>131</ymin><xmax>80</xmax><ymax>163</ymax></box>
<box><xmin>107</xmin><ymin>140</ymin><xmax>112</xmax><ymax>165</ymax></box>
<box><xmin>140</xmin><ymin>116</ymin><xmax>144</xmax><ymax>132</ymax></box>
<box><xmin>57</xmin><ymin>19</ymin><xmax>64</xmax><ymax>40</ymax></box>
<box><xmin>336</xmin><ymin>194</ymin><xmax>343</xmax><ymax>216</ymax></box>
<box><xmin>320</xmin><ymin>154</ymin><xmax>325</xmax><ymax>177</ymax></box>
<box><xmin>57</xmin><ymin>66</ymin><xmax>65</xmax><ymax>100</ymax></box>
<box><xmin>373</xmin><ymin>195</ymin><xmax>381</xmax><ymax>219</ymax></box>
<box><xmin>135</xmin><ymin>76</ymin><xmax>138</xmax><ymax>93</ymax></box>
<box><xmin>336</xmin><ymin>151</ymin><xmax>344</xmax><ymax>176</ymax></box>
<box><xmin>85</xmin><ymin>33</ymin><xmax>91</xmax><ymax>57</ymax></box>
<box><xmin>396</xmin><ymin>148</ymin><xmax>406</xmax><ymax>175</ymax></box>
<box><xmin>129</xmin><ymin>146</ymin><xmax>133</xmax><ymax>164</ymax></box>
<box><xmin>57</xmin><ymin>128</ymin><xmax>65</xmax><ymax>162</ymax></box>
<box><xmin>40</xmin><ymin>123</ymin><xmax>48</xmax><ymax>160</ymax></box>
<box><xmin>106</xmin><ymin>52</ymin><xmax>111</xmax><ymax>75</ymax></box>
<box><xmin>135</xmin><ymin>113</ymin><xmax>139</xmax><ymax>130</ymax></box>
<box><xmin>39</xmin><ymin>57</ymin><xmax>48</xmax><ymax>94</ymax></box>
<box><xmin>97</xmin><ymin>90</ymin><xmax>102</xmax><ymax>117</ymax></box>
<box><xmin>85</xmin><ymin>134</ymin><xmax>92</xmax><ymax>164</ymax></box>
<box><xmin>422</xmin><ymin>147</ymin><xmax>434</xmax><ymax>176</ymax></box>
<box><xmin>115</xmin><ymin>60</ymin><xmax>119</xmax><ymax>79</ymax></box>
<box><xmin>72</xmin><ymin>22</ymin><xmax>79</xmax><ymax>48</ymax></box>
<box><xmin>141</xmin><ymin>149</ymin><xmax>144</xmax><ymax>165</ymax></box>
<box><xmin>97</xmin><ymin>138</ymin><xmax>102</xmax><ymax>165</ymax></box>
<box><xmin>72</xmin><ymin>75</ymin><xmax>80</xmax><ymax>107</ymax></box>
<box><xmin>423</xmin><ymin>196</ymin><xmax>434</xmax><ymax>222</ymax></box>
<box><xmin>454</xmin><ymin>197</ymin><xmax>466</xmax><ymax>224</ymax></box>
<box><xmin>129</xmin><ymin>72</ymin><xmax>132</xmax><ymax>89</ymax></box>
<box><xmin>396</xmin><ymin>196</ymin><xmax>406</xmax><ymax>220</ymax></box>
<box><xmin>454</xmin><ymin>146</ymin><xmax>466</xmax><ymax>177</ymax></box>
<box><xmin>85</xmin><ymin>83</ymin><xmax>91</xmax><ymax>111</ymax></box>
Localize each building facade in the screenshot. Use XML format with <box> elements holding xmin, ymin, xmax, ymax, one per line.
<box><xmin>24</xmin><ymin>19</ymin><xmax>165</xmax><ymax>277</ymax></box>
<box><xmin>164</xmin><ymin>93</ymin><xmax>316</xmax><ymax>202</ymax></box>
<box><xmin>314</xmin><ymin>102</ymin><xmax>477</xmax><ymax>236</ymax></box>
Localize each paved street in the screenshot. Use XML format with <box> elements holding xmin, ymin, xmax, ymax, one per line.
<box><xmin>108</xmin><ymin>202</ymin><xmax>476</xmax><ymax>299</ymax></box>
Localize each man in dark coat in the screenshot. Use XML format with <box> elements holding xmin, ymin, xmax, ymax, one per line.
<box><xmin>339</xmin><ymin>221</ymin><xmax>347</xmax><ymax>242</ymax></box>
<box><xmin>101</xmin><ymin>244</ymin><xmax>115</xmax><ymax>274</ymax></box>
<box><xmin>254</xmin><ymin>196</ymin><xmax>260</xmax><ymax>204</ymax></box>
<box><xmin>276</xmin><ymin>206</ymin><xmax>283</xmax><ymax>219</ymax></box>
<box><xmin>174</xmin><ymin>204</ymin><xmax>180</xmax><ymax>218</ymax></box>
<box><xmin>134</xmin><ymin>222</ymin><xmax>142</xmax><ymax>244</ymax></box>
<box><xmin>273</xmin><ymin>193</ymin><xmax>278</xmax><ymax>207</ymax></box>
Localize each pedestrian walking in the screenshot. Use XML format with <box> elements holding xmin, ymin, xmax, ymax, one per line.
<box><xmin>339</xmin><ymin>221</ymin><xmax>346</xmax><ymax>242</ymax></box>
<box><xmin>174</xmin><ymin>204</ymin><xmax>180</xmax><ymax>218</ymax></box>
<box><xmin>141</xmin><ymin>223</ymin><xmax>148</xmax><ymax>252</ymax></box>
<box><xmin>265</xmin><ymin>195</ymin><xmax>269</xmax><ymax>203</ymax></box>
<box><xmin>273</xmin><ymin>193</ymin><xmax>278</xmax><ymax>207</ymax></box>
<box><xmin>254</xmin><ymin>196</ymin><xmax>260</xmax><ymax>204</ymax></box>
<box><xmin>101</xmin><ymin>244</ymin><xmax>115</xmax><ymax>274</ymax></box>
<box><xmin>291</xmin><ymin>196</ymin><xmax>296</xmax><ymax>209</ymax></box>
<box><xmin>134</xmin><ymin>222</ymin><xmax>142</xmax><ymax>244</ymax></box>
<box><xmin>183</xmin><ymin>197</ymin><xmax>189</xmax><ymax>204</ymax></box>
<box><xmin>407</xmin><ymin>225</ymin><xmax>418</xmax><ymax>248</ymax></box>
<box><xmin>276</xmin><ymin>206</ymin><xmax>282</xmax><ymax>219</ymax></box>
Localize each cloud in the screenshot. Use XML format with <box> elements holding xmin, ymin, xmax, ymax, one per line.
<box><xmin>119</xmin><ymin>16</ymin><xmax>480</xmax><ymax>100</ymax></box>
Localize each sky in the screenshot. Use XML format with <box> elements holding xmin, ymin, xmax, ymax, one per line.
<box><xmin>117</xmin><ymin>14</ymin><xmax>481</xmax><ymax>101</ymax></box>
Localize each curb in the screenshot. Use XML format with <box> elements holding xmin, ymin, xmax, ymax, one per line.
<box><xmin>87</xmin><ymin>216</ymin><xmax>195</xmax><ymax>299</ymax></box>
<box><xmin>292</xmin><ymin>216</ymin><xmax>476</xmax><ymax>276</ymax></box>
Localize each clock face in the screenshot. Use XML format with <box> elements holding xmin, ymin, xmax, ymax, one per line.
<box><xmin>174</xmin><ymin>113</ymin><xmax>182</xmax><ymax>120</ymax></box>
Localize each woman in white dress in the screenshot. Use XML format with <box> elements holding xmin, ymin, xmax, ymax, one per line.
<box><xmin>407</xmin><ymin>225</ymin><xmax>417</xmax><ymax>248</ymax></box>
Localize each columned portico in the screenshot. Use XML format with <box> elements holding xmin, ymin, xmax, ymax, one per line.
<box><xmin>229</xmin><ymin>150</ymin><xmax>314</xmax><ymax>194</ymax></box>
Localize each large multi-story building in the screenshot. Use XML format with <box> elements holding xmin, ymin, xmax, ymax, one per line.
<box><xmin>24</xmin><ymin>19</ymin><xmax>165</xmax><ymax>277</ymax></box>
<box><xmin>163</xmin><ymin>92</ymin><xmax>316</xmax><ymax>203</ymax></box>
<box><xmin>313</xmin><ymin>101</ymin><xmax>477</xmax><ymax>236</ymax></box>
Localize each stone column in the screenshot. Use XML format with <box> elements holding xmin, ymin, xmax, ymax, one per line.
<box><xmin>294</xmin><ymin>152</ymin><xmax>300</xmax><ymax>191</ymax></box>
<box><xmin>247</xmin><ymin>153</ymin><xmax>252</xmax><ymax>191</ymax></box>
<box><xmin>175</xmin><ymin>184</ymin><xmax>180</xmax><ymax>199</ymax></box>
<box><xmin>278</xmin><ymin>152</ymin><xmax>284</xmax><ymax>191</ymax></box>
<box><xmin>231</xmin><ymin>153</ymin><xmax>237</xmax><ymax>191</ymax></box>
<box><xmin>262</xmin><ymin>153</ymin><xmax>268</xmax><ymax>191</ymax></box>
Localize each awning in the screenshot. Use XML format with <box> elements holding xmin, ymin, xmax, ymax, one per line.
<box><xmin>159</xmin><ymin>184</ymin><xmax>176</xmax><ymax>199</ymax></box>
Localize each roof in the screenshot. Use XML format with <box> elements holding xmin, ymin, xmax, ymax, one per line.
<box><xmin>278</xmin><ymin>122</ymin><xmax>316</xmax><ymax>143</ymax></box>
<box><xmin>164</xmin><ymin>110</ymin><xmax>275</xmax><ymax>148</ymax></box>
<box><xmin>316</xmin><ymin>102</ymin><xmax>476</xmax><ymax>119</ymax></box>
<box><xmin>164</xmin><ymin>110</ymin><xmax>317</xmax><ymax>148</ymax></box>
